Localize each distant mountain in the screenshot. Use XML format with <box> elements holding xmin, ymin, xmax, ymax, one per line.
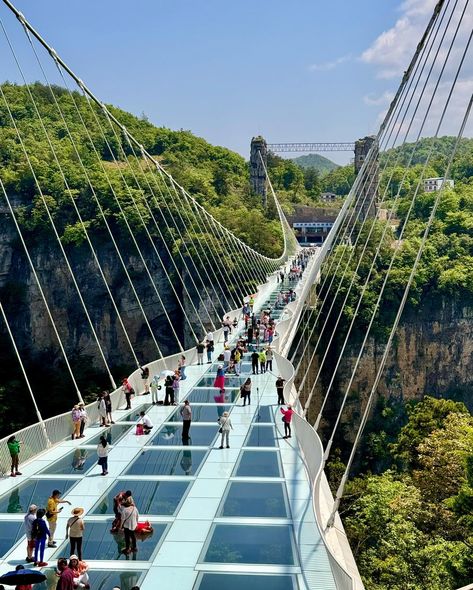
<box><xmin>290</xmin><ymin>153</ymin><xmax>339</xmax><ymax>173</ymax></box>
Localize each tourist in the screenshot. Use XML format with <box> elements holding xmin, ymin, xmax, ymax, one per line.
<box><xmin>265</xmin><ymin>347</ymin><xmax>274</xmax><ymax>372</ymax></box>
<box><xmin>276</xmin><ymin>376</ymin><xmax>285</xmax><ymax>405</ymax></box>
<box><xmin>258</xmin><ymin>349</ymin><xmax>267</xmax><ymax>374</ymax></box>
<box><xmin>23</xmin><ymin>504</ymin><xmax>37</xmax><ymax>563</ymax></box>
<box><xmin>281</xmin><ymin>404</ymin><xmax>294</xmax><ymax>439</ymax></box>
<box><xmin>120</xmin><ymin>499</ymin><xmax>139</xmax><ymax>555</ymax></box>
<box><xmin>178</xmin><ymin>355</ymin><xmax>187</xmax><ymax>380</ymax></box>
<box><xmin>196</xmin><ymin>341</ymin><xmax>205</xmax><ymax>365</ymax></box>
<box><xmin>14</xmin><ymin>564</ymin><xmax>32</xmax><ymax>590</ymax></box>
<box><xmin>172</xmin><ymin>373</ymin><xmax>180</xmax><ymax>403</ymax></box>
<box><xmin>247</xmin><ymin>325</ymin><xmax>253</xmax><ymax>343</ymax></box>
<box><xmin>46</xmin><ymin>489</ymin><xmax>71</xmax><ymax>548</ymax></box>
<box><xmin>56</xmin><ymin>557</ymin><xmax>74</xmax><ymax>590</ymax></box>
<box><xmin>71</xmin><ymin>406</ymin><xmax>81</xmax><ymax>440</ymax></box>
<box><xmin>164</xmin><ymin>374</ymin><xmax>174</xmax><ymax>405</ymax></box>
<box><xmin>97</xmin><ymin>435</ymin><xmax>109</xmax><ymax>476</ymax></box>
<box><xmin>213</xmin><ymin>364</ymin><xmax>226</xmax><ymax>390</ymax></box>
<box><xmin>223</xmin><ymin>346</ymin><xmax>231</xmax><ymax>369</ymax></box>
<box><xmin>206</xmin><ymin>339</ymin><xmax>214</xmax><ymax>364</ymax></box>
<box><xmin>240</xmin><ymin>378</ymin><xmax>251</xmax><ymax>406</ymax></box>
<box><xmin>32</xmin><ymin>508</ymin><xmax>49</xmax><ymax>567</ymax></box>
<box><xmin>78</xmin><ymin>403</ymin><xmax>87</xmax><ymax>438</ymax></box>
<box><xmin>68</xmin><ymin>555</ymin><xmax>90</xmax><ymax>589</ymax></box>
<box><xmin>140</xmin><ymin>365</ymin><xmax>150</xmax><ymax>394</ymax></box>
<box><xmin>97</xmin><ymin>393</ymin><xmax>108</xmax><ymax>427</ymax></box>
<box><xmin>218</xmin><ymin>411</ymin><xmax>233</xmax><ymax>449</ymax></box>
<box><xmin>66</xmin><ymin>507</ymin><xmax>85</xmax><ymax>560</ymax></box>
<box><xmin>234</xmin><ymin>348</ymin><xmax>241</xmax><ymax>376</ymax></box>
<box><xmin>7</xmin><ymin>435</ymin><xmax>22</xmax><ymax>477</ymax></box>
<box><xmin>251</xmin><ymin>350</ymin><xmax>259</xmax><ymax>374</ymax></box>
<box><xmin>103</xmin><ymin>391</ymin><xmax>114</xmax><ymax>425</ymax></box>
<box><xmin>150</xmin><ymin>375</ymin><xmax>160</xmax><ymax>404</ymax></box>
<box><xmin>180</xmin><ymin>400</ymin><xmax>192</xmax><ymax>441</ymax></box>
<box><xmin>138</xmin><ymin>411</ymin><xmax>153</xmax><ymax>434</ymax></box>
<box><xmin>121</xmin><ymin>378</ymin><xmax>133</xmax><ymax>410</ymax></box>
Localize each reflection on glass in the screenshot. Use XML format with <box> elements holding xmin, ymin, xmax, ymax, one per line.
<box><xmin>203</xmin><ymin>524</ymin><xmax>295</xmax><ymax>565</ymax></box>
<box><xmin>197</xmin><ymin>376</ymin><xmax>243</xmax><ymax>388</ymax></box>
<box><xmin>188</xmin><ymin>388</ymin><xmax>239</xmax><ymax>403</ymax></box>
<box><xmin>37</xmin><ymin>568</ymin><xmax>144</xmax><ymax>590</ymax></box>
<box><xmin>220</xmin><ymin>482</ymin><xmax>287</xmax><ymax>518</ymax></box>
<box><xmin>167</xmin><ymin>405</ymin><xmax>231</xmax><ymax>423</ymax></box>
<box><xmin>40</xmin><ymin>449</ymin><xmax>96</xmax><ymax>475</ymax></box>
<box><xmin>53</xmin><ymin>521</ymin><xmax>166</xmax><ymax>561</ymax></box>
<box><xmin>0</xmin><ymin>521</ymin><xmax>24</xmax><ymax>557</ymax></box>
<box><xmin>245</xmin><ymin>426</ymin><xmax>277</xmax><ymax>447</ymax></box>
<box><xmin>234</xmin><ymin>451</ymin><xmax>281</xmax><ymax>478</ymax></box>
<box><xmin>124</xmin><ymin>449</ymin><xmax>207</xmax><ymax>476</ymax></box>
<box><xmin>149</xmin><ymin>424</ymin><xmax>217</xmax><ymax>446</ymax></box>
<box><xmin>92</xmin><ymin>480</ymin><xmax>190</xmax><ymax>516</ymax></box>
<box><xmin>85</xmin><ymin>424</ymin><xmax>132</xmax><ymax>445</ymax></box>
<box><xmin>119</xmin><ymin>405</ymin><xmax>153</xmax><ymax>422</ymax></box>
<box><xmin>196</xmin><ymin>573</ymin><xmax>298</xmax><ymax>590</ymax></box>
<box><xmin>0</xmin><ymin>479</ymin><xmax>78</xmax><ymax>513</ymax></box>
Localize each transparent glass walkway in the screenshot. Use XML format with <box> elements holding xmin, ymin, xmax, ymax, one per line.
<box><xmin>0</xmin><ymin>281</ymin><xmax>337</xmax><ymax>590</ymax></box>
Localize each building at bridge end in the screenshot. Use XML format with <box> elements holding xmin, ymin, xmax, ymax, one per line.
<box><xmin>250</xmin><ymin>136</ymin><xmax>268</xmax><ymax>206</ymax></box>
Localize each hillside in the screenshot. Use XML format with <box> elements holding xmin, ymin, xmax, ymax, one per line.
<box><xmin>290</xmin><ymin>152</ymin><xmax>339</xmax><ymax>173</ymax></box>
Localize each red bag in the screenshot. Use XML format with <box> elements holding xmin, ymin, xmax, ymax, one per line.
<box><xmin>135</xmin><ymin>520</ymin><xmax>153</xmax><ymax>534</ymax></box>
<box><xmin>135</xmin><ymin>424</ymin><xmax>144</xmax><ymax>436</ymax></box>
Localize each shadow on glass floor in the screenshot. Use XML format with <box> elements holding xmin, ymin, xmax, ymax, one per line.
<box><xmin>0</xmin><ymin>478</ymin><xmax>78</xmax><ymax>514</ymax></box>
<box><xmin>39</xmin><ymin>449</ymin><xmax>96</xmax><ymax>475</ymax></box>
<box><xmin>83</xmin><ymin>424</ymin><xmax>133</xmax><ymax>445</ymax></box>
<box><xmin>202</xmin><ymin>524</ymin><xmax>296</xmax><ymax>565</ymax></box>
<box><xmin>92</xmin><ymin>480</ymin><xmax>191</xmax><ymax>516</ymax></box>
<box><xmin>53</xmin><ymin>520</ymin><xmax>168</xmax><ymax>561</ymax></box>
<box><xmin>195</xmin><ymin>573</ymin><xmax>299</xmax><ymax>590</ymax></box>
<box><xmin>36</xmin><ymin>568</ymin><xmax>144</xmax><ymax>590</ymax></box>
<box><xmin>253</xmin><ymin>405</ymin><xmax>274</xmax><ymax>423</ymax></box>
<box><xmin>118</xmin><ymin>404</ymin><xmax>153</xmax><ymax>422</ymax></box>
<box><xmin>125</xmin><ymin>448</ymin><xmax>207</xmax><ymax>476</ymax></box>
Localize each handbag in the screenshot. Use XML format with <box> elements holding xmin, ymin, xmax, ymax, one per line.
<box><xmin>136</xmin><ymin>424</ymin><xmax>144</xmax><ymax>435</ymax></box>
<box><xmin>218</xmin><ymin>427</ymin><xmax>223</xmax><ymax>433</ymax></box>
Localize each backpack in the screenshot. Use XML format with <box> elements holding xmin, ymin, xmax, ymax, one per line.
<box><xmin>32</xmin><ymin>519</ymin><xmax>42</xmax><ymax>539</ymax></box>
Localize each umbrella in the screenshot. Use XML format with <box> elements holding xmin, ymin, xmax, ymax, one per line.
<box><xmin>0</xmin><ymin>569</ymin><xmax>46</xmax><ymax>585</ymax></box>
<box><xmin>160</xmin><ymin>369</ymin><xmax>174</xmax><ymax>377</ymax></box>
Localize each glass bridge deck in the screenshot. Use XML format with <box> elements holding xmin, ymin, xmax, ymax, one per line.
<box><xmin>0</xmin><ymin>281</ymin><xmax>337</xmax><ymax>590</ymax></box>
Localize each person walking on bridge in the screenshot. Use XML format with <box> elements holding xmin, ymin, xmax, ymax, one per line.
<box><xmin>258</xmin><ymin>349</ymin><xmax>267</xmax><ymax>374</ymax></box>
<box><xmin>281</xmin><ymin>405</ymin><xmax>294</xmax><ymax>439</ymax></box>
<box><xmin>180</xmin><ymin>400</ymin><xmax>192</xmax><ymax>441</ymax></box>
<box><xmin>251</xmin><ymin>350</ymin><xmax>259</xmax><ymax>374</ymax></box>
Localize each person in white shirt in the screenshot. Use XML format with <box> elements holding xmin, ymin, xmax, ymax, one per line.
<box><xmin>120</xmin><ymin>499</ymin><xmax>139</xmax><ymax>554</ymax></box>
<box><xmin>223</xmin><ymin>347</ymin><xmax>231</xmax><ymax>368</ymax></box>
<box><xmin>139</xmin><ymin>411</ymin><xmax>153</xmax><ymax>434</ymax></box>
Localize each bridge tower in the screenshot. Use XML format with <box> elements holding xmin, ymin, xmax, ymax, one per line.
<box><xmin>354</xmin><ymin>135</ymin><xmax>378</xmax><ymax>219</ymax></box>
<box><xmin>250</xmin><ymin>136</ymin><xmax>268</xmax><ymax>207</ymax></box>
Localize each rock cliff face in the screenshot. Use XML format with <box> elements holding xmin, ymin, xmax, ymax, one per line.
<box><xmin>304</xmin><ymin>298</ymin><xmax>473</xmax><ymax>436</ymax></box>
<box><xmin>0</xmin><ymin>200</ymin><xmax>216</xmax><ymax>372</ymax></box>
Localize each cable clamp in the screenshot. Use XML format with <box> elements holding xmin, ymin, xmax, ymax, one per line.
<box><xmin>17</xmin><ymin>12</ymin><xmax>26</xmax><ymax>25</ymax></box>
<box><xmin>49</xmin><ymin>48</ymin><xmax>58</xmax><ymax>62</ymax></box>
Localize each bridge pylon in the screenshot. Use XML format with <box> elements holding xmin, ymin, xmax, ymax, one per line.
<box><xmin>250</xmin><ymin>136</ymin><xmax>268</xmax><ymax>207</ymax></box>
<box><xmin>354</xmin><ymin>135</ymin><xmax>379</xmax><ymax>220</ymax></box>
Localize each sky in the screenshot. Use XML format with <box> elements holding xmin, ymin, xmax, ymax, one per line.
<box><xmin>0</xmin><ymin>0</ymin><xmax>460</xmax><ymax>165</ymax></box>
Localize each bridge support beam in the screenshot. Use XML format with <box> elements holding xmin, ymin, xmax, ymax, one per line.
<box><xmin>354</xmin><ymin>136</ymin><xmax>378</xmax><ymax>220</ymax></box>
<box><xmin>250</xmin><ymin>136</ymin><xmax>268</xmax><ymax>207</ymax></box>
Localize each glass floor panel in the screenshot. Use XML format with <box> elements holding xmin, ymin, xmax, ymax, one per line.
<box><xmin>220</xmin><ymin>482</ymin><xmax>288</xmax><ymax>518</ymax></box>
<box><xmin>92</xmin><ymin>480</ymin><xmax>191</xmax><ymax>516</ymax></box>
<box><xmin>119</xmin><ymin>404</ymin><xmax>153</xmax><ymax>422</ymax></box>
<box><xmin>124</xmin><ymin>448</ymin><xmax>207</xmax><ymax>476</ymax></box>
<box><xmin>0</xmin><ymin>521</ymin><xmax>25</xmax><ymax>557</ymax></box>
<box><xmin>150</xmin><ymin>424</ymin><xmax>218</xmax><ymax>446</ymax></box>
<box><xmin>53</xmin><ymin>520</ymin><xmax>167</xmax><ymax>561</ymax></box>
<box><xmin>167</xmin><ymin>405</ymin><xmax>232</xmax><ymax>423</ymax></box>
<box><xmin>84</xmin><ymin>424</ymin><xmax>132</xmax><ymax>445</ymax></box>
<box><xmin>188</xmin><ymin>388</ymin><xmax>240</xmax><ymax>404</ymax></box>
<box><xmin>0</xmin><ymin>478</ymin><xmax>77</xmax><ymax>513</ymax></box>
<box><xmin>253</xmin><ymin>406</ymin><xmax>274</xmax><ymax>423</ymax></box>
<box><xmin>40</xmin><ymin>448</ymin><xmax>97</xmax><ymax>475</ymax></box>
<box><xmin>234</xmin><ymin>450</ymin><xmax>282</xmax><ymax>478</ymax></box>
<box><xmin>203</xmin><ymin>524</ymin><xmax>295</xmax><ymax>565</ymax></box>
<box><xmin>39</xmin><ymin>569</ymin><xmax>144</xmax><ymax>590</ymax></box>
<box><xmin>195</xmin><ymin>573</ymin><xmax>298</xmax><ymax>590</ymax></box>
<box><xmin>197</xmin><ymin>376</ymin><xmax>244</xmax><ymax>388</ymax></box>
<box><xmin>245</xmin><ymin>425</ymin><xmax>277</xmax><ymax>447</ymax></box>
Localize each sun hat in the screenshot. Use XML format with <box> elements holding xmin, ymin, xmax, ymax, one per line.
<box><xmin>69</xmin><ymin>554</ymin><xmax>79</xmax><ymax>561</ymax></box>
<box><xmin>28</xmin><ymin>504</ymin><xmax>37</xmax><ymax>512</ymax></box>
<box><xmin>71</xmin><ymin>507</ymin><xmax>84</xmax><ymax>516</ymax></box>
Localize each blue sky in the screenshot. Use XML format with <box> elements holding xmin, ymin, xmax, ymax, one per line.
<box><xmin>0</xmin><ymin>0</ymin><xmax>440</xmax><ymax>164</ymax></box>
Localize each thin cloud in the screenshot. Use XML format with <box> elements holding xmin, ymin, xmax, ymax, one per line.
<box><xmin>308</xmin><ymin>54</ymin><xmax>352</xmax><ymax>72</ymax></box>
<box><xmin>364</xmin><ymin>91</ymin><xmax>395</xmax><ymax>106</ymax></box>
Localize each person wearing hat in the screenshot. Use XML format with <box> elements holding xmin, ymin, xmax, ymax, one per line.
<box><xmin>66</xmin><ymin>507</ymin><xmax>85</xmax><ymax>560</ymax></box>
<box><xmin>23</xmin><ymin>504</ymin><xmax>37</xmax><ymax>562</ymax></box>
<box><xmin>217</xmin><ymin>411</ymin><xmax>233</xmax><ymax>449</ymax></box>
<box><xmin>69</xmin><ymin>554</ymin><xmax>90</xmax><ymax>589</ymax></box>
